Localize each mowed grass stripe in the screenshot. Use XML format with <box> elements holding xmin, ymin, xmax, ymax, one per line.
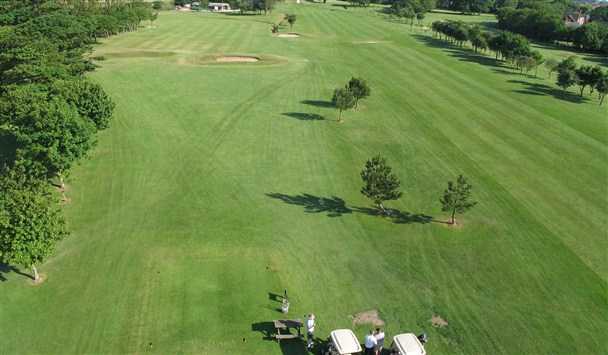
<box><xmin>0</xmin><ymin>3</ymin><xmax>606</xmax><ymax>355</ymax></box>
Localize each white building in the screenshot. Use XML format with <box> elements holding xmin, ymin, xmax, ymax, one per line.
<box><xmin>208</xmin><ymin>3</ymin><xmax>231</xmax><ymax>12</ymax></box>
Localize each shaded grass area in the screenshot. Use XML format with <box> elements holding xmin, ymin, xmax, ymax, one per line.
<box><xmin>0</xmin><ymin>3</ymin><xmax>606</xmax><ymax>355</ymax></box>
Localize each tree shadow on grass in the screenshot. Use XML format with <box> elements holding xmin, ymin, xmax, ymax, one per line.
<box><xmin>251</xmin><ymin>321</ymin><xmax>276</xmax><ymax>341</ymax></box>
<box><xmin>351</xmin><ymin>206</ymin><xmax>434</xmax><ymax>224</ymax></box>
<box><xmin>282</xmin><ymin>112</ymin><xmax>325</xmax><ymax>121</ymax></box>
<box><xmin>301</xmin><ymin>100</ymin><xmax>334</xmax><ymax>108</ymax></box>
<box><xmin>266</xmin><ymin>193</ymin><xmax>433</xmax><ymax>224</ymax></box>
<box><xmin>412</xmin><ymin>34</ymin><xmax>505</xmax><ymax>69</ymax></box>
<box><xmin>508</xmin><ymin>80</ymin><xmax>589</xmax><ymax>104</ymax></box>
<box><xmin>0</xmin><ymin>263</ymin><xmax>33</xmax><ymax>282</ymax></box>
<box><xmin>266</xmin><ymin>193</ymin><xmax>351</xmax><ymax>217</ymax></box>
<box><xmin>251</xmin><ymin>321</ymin><xmax>311</xmax><ymax>355</ymax></box>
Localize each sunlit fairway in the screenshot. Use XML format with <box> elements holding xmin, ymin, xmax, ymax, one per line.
<box><xmin>1</xmin><ymin>2</ymin><xmax>606</xmax><ymax>354</ymax></box>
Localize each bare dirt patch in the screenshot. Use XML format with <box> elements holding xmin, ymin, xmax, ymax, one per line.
<box><xmin>351</xmin><ymin>309</ymin><xmax>385</xmax><ymax>327</ymax></box>
<box><xmin>216</xmin><ymin>56</ymin><xmax>259</xmax><ymax>63</ymax></box>
<box><xmin>277</xmin><ymin>33</ymin><xmax>300</xmax><ymax>38</ymax></box>
<box><xmin>431</xmin><ymin>314</ymin><xmax>448</xmax><ymax>328</ymax></box>
<box><xmin>28</xmin><ymin>274</ymin><xmax>48</xmax><ymax>286</ymax></box>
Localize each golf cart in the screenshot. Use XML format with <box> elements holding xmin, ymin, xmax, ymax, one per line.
<box><xmin>390</xmin><ymin>333</ymin><xmax>426</xmax><ymax>355</ymax></box>
<box><xmin>323</xmin><ymin>329</ymin><xmax>362</xmax><ymax>355</ymax></box>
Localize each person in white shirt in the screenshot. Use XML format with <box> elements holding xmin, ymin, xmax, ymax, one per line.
<box><xmin>374</xmin><ymin>328</ymin><xmax>385</xmax><ymax>355</ymax></box>
<box><xmin>306</xmin><ymin>314</ymin><xmax>315</xmax><ymax>350</ymax></box>
<box><xmin>364</xmin><ymin>330</ymin><xmax>377</xmax><ymax>355</ymax></box>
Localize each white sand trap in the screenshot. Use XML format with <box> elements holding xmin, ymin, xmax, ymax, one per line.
<box><xmin>216</xmin><ymin>56</ymin><xmax>259</xmax><ymax>63</ymax></box>
<box><xmin>277</xmin><ymin>33</ymin><xmax>300</xmax><ymax>38</ymax></box>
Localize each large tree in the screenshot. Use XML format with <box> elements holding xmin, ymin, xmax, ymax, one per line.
<box><xmin>0</xmin><ymin>85</ymin><xmax>96</xmax><ymax>185</ymax></box>
<box><xmin>0</xmin><ymin>167</ymin><xmax>68</xmax><ymax>282</ymax></box>
<box><xmin>440</xmin><ymin>174</ymin><xmax>477</xmax><ymax>225</ymax></box>
<box><xmin>556</xmin><ymin>56</ymin><xmax>577</xmax><ymax>92</ymax></box>
<box><xmin>360</xmin><ymin>155</ymin><xmax>402</xmax><ymax>214</ymax></box>
<box><xmin>52</xmin><ymin>78</ymin><xmax>115</xmax><ymax>130</ymax></box>
<box><xmin>347</xmin><ymin>77</ymin><xmax>371</xmax><ymax>109</ymax></box>
<box><xmin>332</xmin><ymin>87</ymin><xmax>355</xmax><ymax>122</ymax></box>
<box><xmin>596</xmin><ymin>73</ymin><xmax>608</xmax><ymax>106</ymax></box>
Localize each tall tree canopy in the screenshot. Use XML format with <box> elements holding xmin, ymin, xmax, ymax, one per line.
<box><xmin>0</xmin><ymin>167</ymin><xmax>68</xmax><ymax>282</ymax></box>
<box><xmin>360</xmin><ymin>155</ymin><xmax>402</xmax><ymax>214</ymax></box>
<box><xmin>440</xmin><ymin>175</ymin><xmax>477</xmax><ymax>225</ymax></box>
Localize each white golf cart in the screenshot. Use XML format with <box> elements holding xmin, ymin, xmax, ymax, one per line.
<box><xmin>390</xmin><ymin>333</ymin><xmax>426</xmax><ymax>355</ymax></box>
<box><xmin>323</xmin><ymin>329</ymin><xmax>363</xmax><ymax>355</ymax></box>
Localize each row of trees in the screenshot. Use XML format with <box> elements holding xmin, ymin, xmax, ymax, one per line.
<box><xmin>233</xmin><ymin>0</ymin><xmax>277</xmax><ymax>15</ymax></box>
<box><xmin>555</xmin><ymin>57</ymin><xmax>608</xmax><ymax>104</ymax></box>
<box><xmin>174</xmin><ymin>0</ymin><xmax>277</xmax><ymax>14</ymax></box>
<box><xmin>360</xmin><ymin>155</ymin><xmax>476</xmax><ymax>225</ymax></box>
<box><xmin>497</xmin><ymin>5</ymin><xmax>608</xmax><ymax>54</ymax></box>
<box><xmin>389</xmin><ymin>0</ymin><xmax>435</xmax><ymax>26</ymax></box>
<box><xmin>332</xmin><ymin>77</ymin><xmax>371</xmax><ymax>122</ymax></box>
<box><xmin>432</xmin><ymin>21</ymin><xmax>545</xmax><ymax>75</ymax></box>
<box><xmin>431</xmin><ymin>20</ymin><xmax>608</xmax><ymax>104</ymax></box>
<box><xmin>0</xmin><ymin>0</ymin><xmax>154</xmax><ymax>282</ymax></box>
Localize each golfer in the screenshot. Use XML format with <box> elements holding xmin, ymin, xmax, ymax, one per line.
<box><xmin>306</xmin><ymin>314</ymin><xmax>315</xmax><ymax>350</ymax></box>
<box><xmin>364</xmin><ymin>330</ymin><xmax>377</xmax><ymax>355</ymax></box>
<box><xmin>374</xmin><ymin>328</ymin><xmax>385</xmax><ymax>355</ymax></box>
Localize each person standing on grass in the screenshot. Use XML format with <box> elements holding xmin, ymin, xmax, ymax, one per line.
<box><xmin>374</xmin><ymin>328</ymin><xmax>385</xmax><ymax>355</ymax></box>
<box><xmin>306</xmin><ymin>314</ymin><xmax>315</xmax><ymax>350</ymax></box>
<box><xmin>364</xmin><ymin>330</ymin><xmax>377</xmax><ymax>355</ymax></box>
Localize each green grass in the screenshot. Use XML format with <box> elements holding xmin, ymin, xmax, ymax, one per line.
<box><xmin>1</xmin><ymin>2</ymin><xmax>607</xmax><ymax>354</ymax></box>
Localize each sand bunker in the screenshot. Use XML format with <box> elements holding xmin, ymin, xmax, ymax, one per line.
<box><xmin>431</xmin><ymin>314</ymin><xmax>448</xmax><ymax>328</ymax></box>
<box><xmin>277</xmin><ymin>33</ymin><xmax>300</xmax><ymax>38</ymax></box>
<box><xmin>216</xmin><ymin>56</ymin><xmax>259</xmax><ymax>63</ymax></box>
<box><xmin>351</xmin><ymin>309</ymin><xmax>385</xmax><ymax>327</ymax></box>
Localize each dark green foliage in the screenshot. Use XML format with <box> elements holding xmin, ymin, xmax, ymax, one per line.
<box><xmin>0</xmin><ymin>167</ymin><xmax>68</xmax><ymax>281</ymax></box>
<box><xmin>575</xmin><ymin>65</ymin><xmax>603</xmax><ymax>96</ymax></box>
<box><xmin>572</xmin><ymin>22</ymin><xmax>608</xmax><ymax>53</ymax></box>
<box><xmin>52</xmin><ymin>79</ymin><xmax>115</xmax><ymax>130</ymax></box>
<box><xmin>496</xmin><ymin>6</ymin><xmax>566</xmax><ymax>43</ymax></box>
<box><xmin>347</xmin><ymin>77</ymin><xmax>371</xmax><ymax>109</ymax></box>
<box><xmin>557</xmin><ymin>66</ymin><xmax>577</xmax><ymax>91</ymax></box>
<box><xmin>495</xmin><ymin>1</ymin><xmax>608</xmax><ymax>54</ymax></box>
<box><xmin>360</xmin><ymin>155</ymin><xmax>402</xmax><ymax>214</ymax></box>
<box><xmin>469</xmin><ymin>25</ymin><xmax>488</xmax><ymax>52</ymax></box>
<box><xmin>440</xmin><ymin>175</ymin><xmax>476</xmax><ymax>225</ymax></box>
<box><xmin>438</xmin><ymin>0</ymin><xmax>494</xmax><ymax>14</ymax></box>
<box><xmin>555</xmin><ymin>56</ymin><xmax>577</xmax><ymax>92</ymax></box>
<box><xmin>332</xmin><ymin>87</ymin><xmax>355</xmax><ymax>122</ymax></box>
<box><xmin>0</xmin><ymin>85</ymin><xmax>96</xmax><ymax>180</ymax></box>
<box><xmin>432</xmin><ymin>20</ymin><xmax>532</xmax><ymax>64</ymax></box>
<box><xmin>0</xmin><ymin>29</ymin><xmax>70</xmax><ymax>85</ymax></box>
<box><xmin>590</xmin><ymin>6</ymin><xmax>608</xmax><ymax>23</ymax></box>
<box><xmin>391</xmin><ymin>0</ymin><xmax>436</xmax><ymax>15</ymax></box>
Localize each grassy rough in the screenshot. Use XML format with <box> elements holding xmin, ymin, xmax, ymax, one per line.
<box><xmin>1</xmin><ymin>3</ymin><xmax>606</xmax><ymax>355</ymax></box>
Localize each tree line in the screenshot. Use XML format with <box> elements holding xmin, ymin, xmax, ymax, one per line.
<box><xmin>431</xmin><ymin>19</ymin><xmax>608</xmax><ymax>104</ymax></box>
<box><xmin>554</xmin><ymin>57</ymin><xmax>608</xmax><ymax>104</ymax></box>
<box><xmin>0</xmin><ymin>0</ymin><xmax>155</xmax><ymax>282</ymax></box>
<box><xmin>432</xmin><ymin>20</ymin><xmax>545</xmax><ymax>74</ymax></box>
<box><xmin>174</xmin><ymin>0</ymin><xmax>277</xmax><ymax>14</ymax></box>
<box><xmin>497</xmin><ymin>3</ymin><xmax>608</xmax><ymax>54</ymax></box>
